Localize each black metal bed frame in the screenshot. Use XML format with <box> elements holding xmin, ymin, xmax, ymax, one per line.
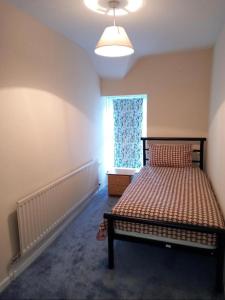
<box><xmin>104</xmin><ymin>137</ymin><xmax>225</xmax><ymax>292</ymax></box>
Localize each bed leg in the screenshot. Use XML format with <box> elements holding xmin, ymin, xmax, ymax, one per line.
<box><xmin>108</xmin><ymin>218</ymin><xmax>114</xmax><ymax>269</ymax></box>
<box><xmin>216</xmin><ymin>234</ymin><xmax>225</xmax><ymax>293</ymax></box>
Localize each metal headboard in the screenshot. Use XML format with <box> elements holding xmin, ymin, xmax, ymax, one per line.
<box><xmin>141</xmin><ymin>137</ymin><xmax>207</xmax><ymax>170</ymax></box>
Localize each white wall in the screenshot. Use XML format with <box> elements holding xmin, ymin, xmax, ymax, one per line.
<box><xmin>101</xmin><ymin>49</ymin><xmax>212</xmax><ymax>137</ymax></box>
<box><xmin>0</xmin><ymin>0</ymin><xmax>104</xmax><ymax>285</ymax></box>
<box><xmin>208</xmin><ymin>24</ymin><xmax>225</xmax><ymax>216</ymax></box>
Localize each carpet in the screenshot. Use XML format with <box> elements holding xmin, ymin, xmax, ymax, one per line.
<box><xmin>0</xmin><ymin>188</ymin><xmax>223</xmax><ymax>300</ymax></box>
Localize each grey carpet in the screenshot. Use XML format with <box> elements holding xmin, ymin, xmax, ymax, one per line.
<box><xmin>0</xmin><ymin>188</ymin><xmax>223</xmax><ymax>300</ymax></box>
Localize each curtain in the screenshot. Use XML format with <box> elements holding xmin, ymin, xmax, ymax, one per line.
<box><xmin>113</xmin><ymin>97</ymin><xmax>143</xmax><ymax>168</ymax></box>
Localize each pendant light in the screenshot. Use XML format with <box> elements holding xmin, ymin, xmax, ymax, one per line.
<box><xmin>94</xmin><ymin>1</ymin><xmax>134</xmax><ymax>57</ymax></box>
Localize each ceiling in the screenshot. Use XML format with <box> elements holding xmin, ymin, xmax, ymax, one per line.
<box><xmin>6</xmin><ymin>0</ymin><xmax>225</xmax><ymax>79</ymax></box>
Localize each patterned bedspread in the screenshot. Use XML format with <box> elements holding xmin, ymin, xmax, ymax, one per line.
<box><xmin>98</xmin><ymin>167</ymin><xmax>225</xmax><ymax>247</ymax></box>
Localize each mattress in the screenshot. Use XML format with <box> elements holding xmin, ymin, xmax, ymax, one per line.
<box><xmin>102</xmin><ymin>167</ymin><xmax>225</xmax><ymax>248</ymax></box>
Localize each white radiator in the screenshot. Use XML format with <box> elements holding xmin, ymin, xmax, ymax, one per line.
<box><xmin>17</xmin><ymin>161</ymin><xmax>98</xmax><ymax>256</ymax></box>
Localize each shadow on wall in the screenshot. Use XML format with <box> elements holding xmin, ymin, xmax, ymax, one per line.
<box><xmin>209</xmin><ymin>94</ymin><xmax>225</xmax><ymax>130</ymax></box>
<box><xmin>0</xmin><ymin>0</ymin><xmax>101</xmax><ymax>119</ymax></box>
<box><xmin>209</xmin><ymin>97</ymin><xmax>225</xmax><ymax>134</ymax></box>
<box><xmin>0</xmin><ymin>71</ymin><xmax>99</xmax><ymax>123</ymax></box>
<box><xmin>209</xmin><ymin>24</ymin><xmax>225</xmax><ymax>124</ymax></box>
<box><xmin>7</xmin><ymin>212</ymin><xmax>20</xmax><ymax>264</ymax></box>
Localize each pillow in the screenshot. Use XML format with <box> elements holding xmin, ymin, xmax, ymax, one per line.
<box><xmin>147</xmin><ymin>143</ymin><xmax>192</xmax><ymax>167</ymax></box>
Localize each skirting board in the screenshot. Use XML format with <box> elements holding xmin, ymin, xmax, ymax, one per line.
<box><xmin>0</xmin><ymin>184</ymin><xmax>99</xmax><ymax>293</ymax></box>
<box><xmin>0</xmin><ymin>276</ymin><xmax>11</xmax><ymax>294</ymax></box>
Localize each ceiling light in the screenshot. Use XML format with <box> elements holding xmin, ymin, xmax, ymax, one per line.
<box><xmin>84</xmin><ymin>0</ymin><xmax>143</xmax><ymax>16</ymax></box>
<box><xmin>94</xmin><ymin>1</ymin><xmax>134</xmax><ymax>57</ymax></box>
<box><xmin>95</xmin><ymin>26</ymin><xmax>134</xmax><ymax>57</ymax></box>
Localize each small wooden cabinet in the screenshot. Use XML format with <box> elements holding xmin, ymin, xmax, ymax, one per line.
<box><xmin>107</xmin><ymin>168</ymin><xmax>137</xmax><ymax>196</ymax></box>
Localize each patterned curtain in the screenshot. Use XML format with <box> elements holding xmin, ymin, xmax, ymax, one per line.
<box><xmin>113</xmin><ymin>97</ymin><xmax>143</xmax><ymax>168</ymax></box>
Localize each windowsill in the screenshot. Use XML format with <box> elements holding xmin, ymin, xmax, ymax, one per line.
<box><xmin>107</xmin><ymin>167</ymin><xmax>140</xmax><ymax>175</ymax></box>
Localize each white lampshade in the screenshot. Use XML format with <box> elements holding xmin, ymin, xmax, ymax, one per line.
<box><xmin>95</xmin><ymin>26</ymin><xmax>134</xmax><ymax>57</ymax></box>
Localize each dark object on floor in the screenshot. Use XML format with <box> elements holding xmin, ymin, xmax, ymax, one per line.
<box><xmin>0</xmin><ymin>188</ymin><xmax>223</xmax><ymax>300</ymax></box>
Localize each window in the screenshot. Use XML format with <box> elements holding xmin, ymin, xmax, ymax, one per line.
<box><xmin>103</xmin><ymin>95</ymin><xmax>147</xmax><ymax>170</ymax></box>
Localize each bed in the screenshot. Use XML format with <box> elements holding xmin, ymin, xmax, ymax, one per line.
<box><xmin>100</xmin><ymin>137</ymin><xmax>225</xmax><ymax>292</ymax></box>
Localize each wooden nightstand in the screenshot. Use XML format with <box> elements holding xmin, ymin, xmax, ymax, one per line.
<box><xmin>107</xmin><ymin>168</ymin><xmax>138</xmax><ymax>196</ymax></box>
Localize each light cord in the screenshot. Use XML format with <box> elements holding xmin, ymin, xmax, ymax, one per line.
<box><xmin>113</xmin><ymin>7</ymin><xmax>116</xmax><ymax>26</ymax></box>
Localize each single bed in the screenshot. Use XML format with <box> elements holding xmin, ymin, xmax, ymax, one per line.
<box><xmin>101</xmin><ymin>137</ymin><xmax>225</xmax><ymax>292</ymax></box>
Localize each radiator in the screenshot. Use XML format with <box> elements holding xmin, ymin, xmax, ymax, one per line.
<box><xmin>17</xmin><ymin>161</ymin><xmax>98</xmax><ymax>256</ymax></box>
